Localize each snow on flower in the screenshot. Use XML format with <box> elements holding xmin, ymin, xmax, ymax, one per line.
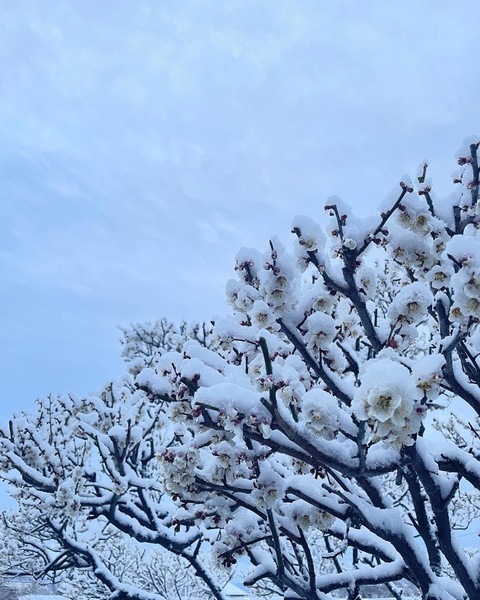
<box><xmin>160</xmin><ymin>447</ymin><xmax>197</xmax><ymax>494</ymax></box>
<box><xmin>352</xmin><ymin>359</ymin><xmax>421</xmax><ymax>445</ymax></box>
<box><xmin>296</xmin><ymin>278</ymin><xmax>336</xmax><ymax>316</ymax></box>
<box><xmin>252</xmin><ymin>467</ymin><xmax>285</xmax><ymax>509</ymax></box>
<box><xmin>250</xmin><ymin>299</ymin><xmax>277</xmax><ymax>329</ymax></box>
<box><xmin>194</xmin><ymin>381</ymin><xmax>271</xmax><ymax>436</ymax></box>
<box><xmin>234</xmin><ymin>247</ymin><xmax>262</xmax><ymax>283</ymax></box>
<box><xmin>355</xmin><ymin>266</ymin><xmax>376</xmax><ymax>300</ymax></box>
<box><xmin>387</xmin><ymin>281</ymin><xmax>433</xmax><ymax>324</ymax></box>
<box><xmin>135</xmin><ymin>368</ymin><xmax>172</xmax><ymax>395</ymax></box>
<box><xmin>258</xmin><ymin>238</ymin><xmax>298</xmax><ymax>315</ymax></box>
<box><xmin>303</xmin><ymin>312</ymin><xmax>336</xmax><ymax>351</ymax></box>
<box><xmin>212</xmin><ymin>509</ymin><xmax>260</xmax><ymax>567</ymax></box>
<box><xmin>445</xmin><ymin>232</ymin><xmax>480</xmax><ymax>268</ymax></box>
<box><xmin>412</xmin><ymin>354</ymin><xmax>445</xmax><ymax>401</ymax></box>
<box><xmin>291</xmin><ymin>215</ymin><xmax>325</xmax><ymax>252</ymax></box>
<box><xmin>226</xmin><ymin>278</ymin><xmax>259</xmax><ymax>313</ymax></box>
<box><xmin>291</xmin><ymin>215</ymin><xmax>327</xmax><ymax>272</ymax></box>
<box><xmin>285</xmin><ymin>499</ymin><xmax>335</xmax><ymax>532</ymax></box>
<box><xmin>301</xmin><ymin>389</ymin><xmax>339</xmax><ymax>440</ymax></box>
<box><xmin>444</xmin><ymin>236</ymin><xmax>480</xmax><ymax>318</ymax></box>
<box><xmin>425</xmin><ymin>264</ymin><xmax>454</xmax><ymax>290</ymax></box>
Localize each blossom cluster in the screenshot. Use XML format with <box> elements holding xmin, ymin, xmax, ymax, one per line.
<box><xmin>352</xmin><ymin>358</ymin><xmax>423</xmax><ymax>446</ymax></box>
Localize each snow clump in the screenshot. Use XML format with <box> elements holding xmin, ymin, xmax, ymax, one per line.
<box><xmin>352</xmin><ymin>358</ymin><xmax>423</xmax><ymax>446</ymax></box>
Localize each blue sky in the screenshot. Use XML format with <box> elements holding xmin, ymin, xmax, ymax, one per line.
<box><xmin>0</xmin><ymin>0</ymin><xmax>479</xmax><ymax>419</ymax></box>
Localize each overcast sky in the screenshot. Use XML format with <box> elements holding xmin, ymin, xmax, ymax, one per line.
<box><xmin>0</xmin><ymin>0</ymin><xmax>479</xmax><ymax>420</ymax></box>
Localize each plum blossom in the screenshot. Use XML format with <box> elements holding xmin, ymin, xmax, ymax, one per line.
<box><xmin>249</xmin><ymin>300</ymin><xmax>277</xmax><ymax>330</ymax></box>
<box><xmin>353</xmin><ymin>359</ymin><xmax>420</xmax><ymax>445</ymax></box>
<box><xmin>412</xmin><ymin>354</ymin><xmax>446</xmax><ymax>401</ymax></box>
<box><xmin>387</xmin><ymin>281</ymin><xmax>433</xmax><ymax>324</ymax></box>
<box><xmin>303</xmin><ymin>312</ymin><xmax>336</xmax><ymax>351</ymax></box>
<box><xmin>355</xmin><ymin>266</ymin><xmax>376</xmax><ymax>300</ymax></box>
<box><xmin>301</xmin><ymin>389</ymin><xmax>340</xmax><ymax>440</ymax></box>
<box><xmin>252</xmin><ymin>469</ymin><xmax>285</xmax><ymax>510</ymax></box>
<box><xmin>425</xmin><ymin>264</ymin><xmax>454</xmax><ymax>290</ymax></box>
<box><xmin>286</xmin><ymin>500</ymin><xmax>335</xmax><ymax>532</ymax></box>
<box><xmin>291</xmin><ymin>215</ymin><xmax>326</xmax><ymax>252</ymax></box>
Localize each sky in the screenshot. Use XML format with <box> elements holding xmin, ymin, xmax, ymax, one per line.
<box><xmin>0</xmin><ymin>0</ymin><xmax>479</xmax><ymax>420</ymax></box>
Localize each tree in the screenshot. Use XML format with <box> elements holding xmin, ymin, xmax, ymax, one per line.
<box><xmin>3</xmin><ymin>138</ymin><xmax>480</xmax><ymax>599</ymax></box>
<box><xmin>56</xmin><ymin>534</ymin><xmax>222</xmax><ymax>600</ymax></box>
<box><xmin>0</xmin><ymin>500</ymin><xmax>226</xmax><ymax>600</ymax></box>
<box><xmin>0</xmin><ymin>321</ymin><xmax>226</xmax><ymax>600</ymax></box>
<box><xmin>119</xmin><ymin>319</ymin><xmax>213</xmax><ymax>375</ymax></box>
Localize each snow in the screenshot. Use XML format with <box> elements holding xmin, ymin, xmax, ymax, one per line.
<box><xmin>291</xmin><ymin>215</ymin><xmax>326</xmax><ymax>252</ymax></box>
<box><xmin>135</xmin><ymin>368</ymin><xmax>172</xmax><ymax>395</ymax></box>
<box><xmin>194</xmin><ymin>382</ymin><xmax>269</xmax><ymax>421</ymax></box>
<box><xmin>19</xmin><ymin>597</ymin><xmax>67</xmax><ymax>600</ymax></box>
<box><xmin>387</xmin><ymin>281</ymin><xmax>433</xmax><ymax>324</ymax></box>
<box><xmin>352</xmin><ymin>358</ymin><xmax>420</xmax><ymax>446</ymax></box>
